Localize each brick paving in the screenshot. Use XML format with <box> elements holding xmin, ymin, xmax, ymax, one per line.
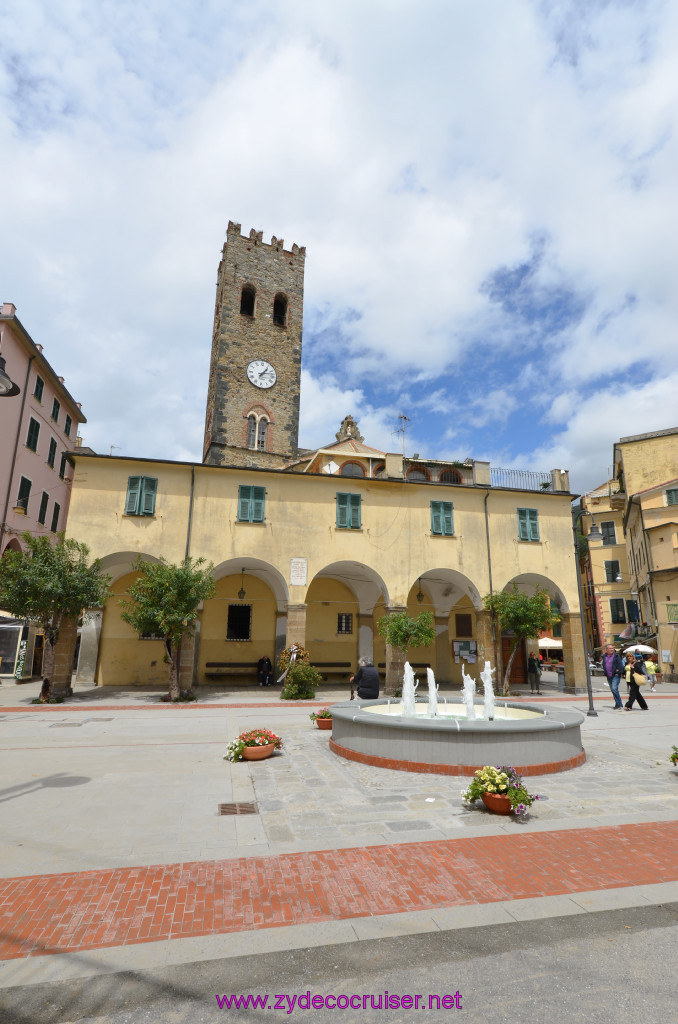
<box><xmin>1</xmin><ymin>820</ymin><xmax>677</xmax><ymax>961</ymax></box>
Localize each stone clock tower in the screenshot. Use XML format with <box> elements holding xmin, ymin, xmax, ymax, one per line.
<box><xmin>202</xmin><ymin>221</ymin><xmax>305</xmax><ymax>468</ymax></box>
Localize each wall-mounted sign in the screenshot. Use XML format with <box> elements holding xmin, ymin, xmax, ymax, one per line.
<box><xmin>289</xmin><ymin>558</ymin><xmax>308</xmax><ymax>587</ymax></box>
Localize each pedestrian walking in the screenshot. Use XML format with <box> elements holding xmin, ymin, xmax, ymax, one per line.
<box><xmin>527</xmin><ymin>653</ymin><xmax>542</xmax><ymax>694</ymax></box>
<box><xmin>601</xmin><ymin>643</ymin><xmax>625</xmax><ymax>710</ymax></box>
<box><xmin>645</xmin><ymin>656</ymin><xmax>657</xmax><ymax>692</ymax></box>
<box><xmin>625</xmin><ymin>650</ymin><xmax>649</xmax><ymax>711</ymax></box>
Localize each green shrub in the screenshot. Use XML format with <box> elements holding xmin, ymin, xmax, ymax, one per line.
<box><xmin>281</xmin><ymin>662</ymin><xmax>321</xmax><ymax>700</ymax></box>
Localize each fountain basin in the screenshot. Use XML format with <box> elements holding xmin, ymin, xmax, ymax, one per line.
<box><xmin>329</xmin><ymin>698</ymin><xmax>586</xmax><ymax>776</ymax></box>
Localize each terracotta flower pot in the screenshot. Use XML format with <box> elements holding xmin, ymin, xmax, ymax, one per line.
<box><xmin>481</xmin><ymin>792</ymin><xmax>513</xmax><ymax>815</ymax></box>
<box><xmin>315</xmin><ymin>717</ymin><xmax>332</xmax><ymax>730</ymax></box>
<box><xmin>242</xmin><ymin>742</ymin><xmax>275</xmax><ymax>761</ymax></box>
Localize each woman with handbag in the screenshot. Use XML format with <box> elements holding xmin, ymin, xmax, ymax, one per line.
<box><xmin>624</xmin><ymin>651</ymin><xmax>649</xmax><ymax>711</ymax></box>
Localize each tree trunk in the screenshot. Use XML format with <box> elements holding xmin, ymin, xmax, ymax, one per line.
<box><xmin>166</xmin><ymin>640</ymin><xmax>181</xmax><ymax>701</ymax></box>
<box><xmin>502</xmin><ymin>640</ymin><xmax>519</xmax><ymax>696</ymax></box>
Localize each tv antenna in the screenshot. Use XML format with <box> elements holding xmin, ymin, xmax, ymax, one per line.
<box><xmin>395</xmin><ymin>414</ymin><xmax>410</xmax><ymax>456</ymax></box>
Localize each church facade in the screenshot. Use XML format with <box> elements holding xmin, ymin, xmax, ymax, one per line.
<box><xmin>64</xmin><ymin>224</ymin><xmax>585</xmax><ymax>691</ymax></box>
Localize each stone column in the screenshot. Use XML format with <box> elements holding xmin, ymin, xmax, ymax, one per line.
<box><xmin>286</xmin><ymin>604</ymin><xmax>307</xmax><ymax>648</ymax></box>
<box><xmin>358</xmin><ymin>613</ymin><xmax>374</xmax><ymax>663</ymax></box>
<box><xmin>52</xmin><ymin>615</ymin><xmax>78</xmax><ymax>697</ymax></box>
<box><xmin>383</xmin><ymin>605</ymin><xmax>406</xmax><ymax>695</ymax></box>
<box><xmin>561</xmin><ymin>613</ymin><xmax>586</xmax><ymax>692</ymax></box>
<box><xmin>434</xmin><ymin>615</ymin><xmax>451</xmax><ymax>685</ymax></box>
<box><xmin>75</xmin><ymin>610</ymin><xmax>102</xmax><ymax>684</ymax></box>
<box><xmin>275</xmin><ymin>610</ymin><xmax>287</xmax><ymax>668</ymax></box>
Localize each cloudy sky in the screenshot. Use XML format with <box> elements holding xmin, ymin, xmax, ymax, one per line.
<box><xmin>1</xmin><ymin>0</ymin><xmax>677</xmax><ymax>493</ymax></box>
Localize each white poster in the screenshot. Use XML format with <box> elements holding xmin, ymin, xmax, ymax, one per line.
<box><xmin>289</xmin><ymin>558</ymin><xmax>308</xmax><ymax>586</ymax></box>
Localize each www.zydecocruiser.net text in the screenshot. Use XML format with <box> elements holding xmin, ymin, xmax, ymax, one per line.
<box><xmin>215</xmin><ymin>991</ymin><xmax>463</xmax><ymax>1012</ymax></box>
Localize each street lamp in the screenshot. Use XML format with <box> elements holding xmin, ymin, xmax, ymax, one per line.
<box><xmin>573</xmin><ymin>514</ymin><xmax>598</xmax><ymax>717</ymax></box>
<box><xmin>0</xmin><ymin>353</ymin><xmax>20</xmax><ymax>397</ymax></box>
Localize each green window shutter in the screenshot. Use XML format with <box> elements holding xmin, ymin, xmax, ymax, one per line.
<box><xmin>349</xmin><ymin>493</ymin><xmax>361</xmax><ymax>528</ymax></box>
<box><xmin>518</xmin><ymin>508</ymin><xmax>539</xmax><ymax>541</ymax></box>
<box><xmin>336</xmin><ymin>493</ymin><xmax>349</xmax><ymax>528</ymax></box>
<box><xmin>517</xmin><ymin>508</ymin><xmax>529</xmax><ymax>540</ymax></box>
<box><xmin>48</xmin><ymin>438</ymin><xmax>57</xmax><ymax>468</ymax></box>
<box><xmin>140</xmin><ymin>477</ymin><xmax>157</xmax><ymax>515</ymax></box>
<box><xmin>667</xmin><ymin>489</ymin><xmax>678</xmax><ymax>506</ymax></box>
<box><xmin>238</xmin><ymin>485</ymin><xmax>252</xmax><ymax>522</ymax></box>
<box><xmin>26</xmin><ymin>418</ymin><xmax>40</xmax><ymax>452</ymax></box>
<box><xmin>38</xmin><ymin>491</ymin><xmax>49</xmax><ymax>526</ymax></box>
<box><xmin>125</xmin><ymin>476</ymin><xmax>142</xmax><ymax>515</ymax></box>
<box><xmin>251</xmin><ymin>486</ymin><xmax>266</xmax><ymax>523</ymax></box>
<box><xmin>431</xmin><ymin>501</ymin><xmax>443</xmax><ymax>535</ymax></box>
<box><xmin>442</xmin><ymin>501</ymin><xmax>454</xmax><ymax>535</ymax></box>
<box><xmin>17</xmin><ymin>477</ymin><xmax>31</xmax><ymax>511</ymax></box>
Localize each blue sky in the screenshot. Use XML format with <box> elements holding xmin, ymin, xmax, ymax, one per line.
<box><xmin>1</xmin><ymin>0</ymin><xmax>677</xmax><ymax>492</ymax></box>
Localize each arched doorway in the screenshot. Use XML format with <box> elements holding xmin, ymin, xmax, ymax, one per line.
<box><xmin>306</xmin><ymin>562</ymin><xmax>389</xmax><ymax>683</ymax></box>
<box><xmin>406</xmin><ymin>570</ymin><xmax>483</xmax><ymax>686</ymax></box>
<box><xmin>201</xmin><ymin>559</ymin><xmax>289</xmax><ymax>685</ymax></box>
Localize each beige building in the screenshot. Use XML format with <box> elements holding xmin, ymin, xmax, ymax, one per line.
<box><xmin>66</xmin><ymin>443</ymin><xmax>582</xmax><ymax>691</ymax></box>
<box><xmin>579</xmin><ymin>480</ymin><xmax>634</xmax><ymax>655</ymax></box>
<box><xmin>609</xmin><ymin>428</ymin><xmax>678</xmax><ymax>679</ymax></box>
<box><xmin>59</xmin><ymin>222</ymin><xmax>586</xmax><ymax>693</ymax></box>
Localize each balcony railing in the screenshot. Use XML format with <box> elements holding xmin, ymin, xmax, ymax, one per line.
<box><xmin>490</xmin><ymin>468</ymin><xmax>552</xmax><ymax>492</ymax></box>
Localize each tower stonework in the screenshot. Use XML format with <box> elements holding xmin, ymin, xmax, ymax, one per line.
<box><xmin>203</xmin><ymin>221</ymin><xmax>305</xmax><ymax>468</ymax></box>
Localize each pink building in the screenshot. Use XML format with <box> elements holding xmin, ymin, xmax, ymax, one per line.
<box><xmin>0</xmin><ymin>302</ymin><xmax>86</xmax><ymax>556</ymax></box>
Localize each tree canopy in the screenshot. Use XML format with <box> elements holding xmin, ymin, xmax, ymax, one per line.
<box><xmin>0</xmin><ymin>533</ymin><xmax>110</xmax><ymax>689</ymax></box>
<box><xmin>377</xmin><ymin>610</ymin><xmax>435</xmax><ymax>653</ymax></box>
<box><xmin>119</xmin><ymin>556</ymin><xmax>215</xmax><ymax>700</ymax></box>
<box><xmin>483</xmin><ymin>584</ymin><xmax>560</xmax><ymax>695</ymax></box>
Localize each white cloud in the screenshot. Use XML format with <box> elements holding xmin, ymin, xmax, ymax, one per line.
<box><xmin>0</xmin><ymin>0</ymin><xmax>677</xmax><ymax>487</ymax></box>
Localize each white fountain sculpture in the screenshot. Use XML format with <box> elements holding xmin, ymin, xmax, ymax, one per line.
<box><xmin>461</xmin><ymin>665</ymin><xmax>477</xmax><ymax>720</ymax></box>
<box><xmin>401</xmin><ymin>661</ymin><xmax>418</xmax><ymax>717</ymax></box>
<box><xmin>480</xmin><ymin>660</ymin><xmax>496</xmax><ymax>721</ymax></box>
<box><xmin>426</xmin><ymin>667</ymin><xmax>438</xmax><ymax>718</ymax></box>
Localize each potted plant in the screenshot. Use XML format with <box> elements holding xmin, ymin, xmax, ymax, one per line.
<box><xmin>310</xmin><ymin>707</ymin><xmax>333</xmax><ymax>730</ymax></box>
<box><xmin>223</xmin><ymin>728</ymin><xmax>283</xmax><ymax>763</ymax></box>
<box><xmin>461</xmin><ymin>765</ymin><xmax>539</xmax><ymax>816</ymax></box>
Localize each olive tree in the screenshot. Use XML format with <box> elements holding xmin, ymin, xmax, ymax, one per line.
<box><xmin>119</xmin><ymin>556</ymin><xmax>215</xmax><ymax>701</ymax></box>
<box><xmin>483</xmin><ymin>584</ymin><xmax>560</xmax><ymax>696</ymax></box>
<box><xmin>0</xmin><ymin>533</ymin><xmax>110</xmax><ymax>696</ymax></box>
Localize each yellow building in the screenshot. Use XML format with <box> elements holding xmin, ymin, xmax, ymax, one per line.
<box><xmin>61</xmin><ymin>222</ymin><xmax>586</xmax><ymax>692</ymax></box>
<box><xmin>65</xmin><ymin>440</ymin><xmax>584</xmax><ymax>691</ymax></box>
<box><xmin>579</xmin><ymin>480</ymin><xmax>633</xmax><ymax>654</ymax></box>
<box><xmin>610</xmin><ymin>427</ymin><xmax>678</xmax><ymax>679</ymax></box>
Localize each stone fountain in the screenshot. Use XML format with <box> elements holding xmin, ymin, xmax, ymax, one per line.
<box><xmin>329</xmin><ymin>661</ymin><xmax>585</xmax><ymax>776</ymax></box>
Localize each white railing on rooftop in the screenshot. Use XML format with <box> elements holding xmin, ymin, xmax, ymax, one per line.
<box><xmin>490</xmin><ymin>468</ymin><xmax>552</xmax><ymax>491</ymax></box>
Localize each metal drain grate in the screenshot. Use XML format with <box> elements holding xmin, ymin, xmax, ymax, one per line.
<box><xmin>49</xmin><ymin>722</ymin><xmax>83</xmax><ymax>728</ymax></box>
<box><xmin>218</xmin><ymin>802</ymin><xmax>259</xmax><ymax>816</ymax></box>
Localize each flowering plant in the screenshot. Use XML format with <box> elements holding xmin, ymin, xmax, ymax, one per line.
<box><xmin>224</xmin><ymin>728</ymin><xmax>283</xmax><ymax>762</ymax></box>
<box><xmin>309</xmin><ymin>707</ymin><xmax>332</xmax><ymax>721</ymax></box>
<box><xmin>461</xmin><ymin>765</ymin><xmax>538</xmax><ymax>816</ymax></box>
<box><xmin>670</xmin><ymin>745</ymin><xmax>678</xmax><ymax>767</ymax></box>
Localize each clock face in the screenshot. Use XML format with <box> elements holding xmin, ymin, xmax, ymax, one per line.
<box><xmin>246</xmin><ymin>360</ymin><xmax>277</xmax><ymax>389</ymax></box>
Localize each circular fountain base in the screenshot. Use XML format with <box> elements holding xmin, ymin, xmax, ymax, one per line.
<box><xmin>329</xmin><ymin>698</ymin><xmax>586</xmax><ymax>776</ymax></box>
